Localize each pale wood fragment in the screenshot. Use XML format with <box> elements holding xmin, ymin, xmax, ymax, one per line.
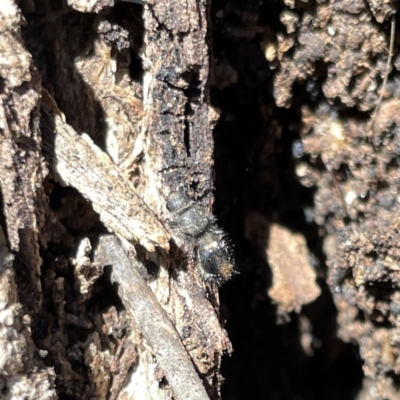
<box><xmin>93</xmin><ymin>235</ymin><xmax>210</xmax><ymax>400</ymax></box>
<box><xmin>41</xmin><ymin>90</ymin><xmax>170</xmax><ymax>253</ymax></box>
<box><xmin>267</xmin><ymin>224</ymin><xmax>321</xmax><ymax>314</ymax></box>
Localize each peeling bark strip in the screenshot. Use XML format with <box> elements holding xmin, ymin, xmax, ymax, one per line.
<box><xmin>143</xmin><ymin>0</ymin><xmax>218</xmax><ymax>197</ymax></box>
<box><xmin>93</xmin><ymin>235</ymin><xmax>210</xmax><ymax>400</ymax></box>
<box><xmin>40</xmin><ymin>92</ymin><xmax>170</xmax><ymax>252</ymax></box>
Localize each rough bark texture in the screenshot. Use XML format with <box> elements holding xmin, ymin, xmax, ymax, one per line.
<box><xmin>3</xmin><ymin>0</ymin><xmax>400</xmax><ymax>399</ymax></box>
<box><xmin>0</xmin><ymin>2</ymin><xmax>56</xmax><ymax>399</ymax></box>
<box><xmin>2</xmin><ymin>0</ymin><xmax>229</xmax><ymax>399</ymax></box>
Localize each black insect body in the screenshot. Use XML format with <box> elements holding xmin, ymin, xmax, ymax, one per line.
<box><xmin>166</xmin><ymin>192</ymin><xmax>235</xmax><ymax>285</ymax></box>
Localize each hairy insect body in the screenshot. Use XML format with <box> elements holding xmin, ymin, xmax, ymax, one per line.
<box><xmin>166</xmin><ymin>192</ymin><xmax>235</xmax><ymax>285</ymax></box>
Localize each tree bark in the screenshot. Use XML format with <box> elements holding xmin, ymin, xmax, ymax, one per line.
<box><xmin>1</xmin><ymin>0</ymin><xmax>228</xmax><ymax>399</ymax></box>
<box><xmin>3</xmin><ymin>0</ymin><xmax>400</xmax><ymax>399</ymax></box>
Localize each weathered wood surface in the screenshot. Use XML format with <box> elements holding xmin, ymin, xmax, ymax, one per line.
<box><xmin>1</xmin><ymin>0</ymin><xmax>229</xmax><ymax>399</ymax></box>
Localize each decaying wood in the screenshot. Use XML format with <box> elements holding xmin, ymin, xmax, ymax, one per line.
<box><xmin>9</xmin><ymin>0</ymin><xmax>400</xmax><ymax>397</ymax></box>
<box><xmin>93</xmin><ymin>235</ymin><xmax>209</xmax><ymax>400</ymax></box>
<box><xmin>142</xmin><ymin>0</ymin><xmax>220</xmax><ymax>199</ymax></box>
<box><xmin>0</xmin><ymin>0</ymin><xmax>230</xmax><ymax>398</ymax></box>
<box><xmin>40</xmin><ymin>90</ymin><xmax>170</xmax><ymax>253</ymax></box>
<box><xmin>0</xmin><ymin>3</ymin><xmax>45</xmax><ymax>315</ymax></box>
<box><xmin>39</xmin><ymin>84</ymin><xmax>231</xmax><ymax>398</ymax></box>
<box><xmin>0</xmin><ymin>225</ymin><xmax>56</xmax><ymax>399</ymax></box>
<box><xmin>0</xmin><ymin>2</ymin><xmax>56</xmax><ymax>398</ymax></box>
